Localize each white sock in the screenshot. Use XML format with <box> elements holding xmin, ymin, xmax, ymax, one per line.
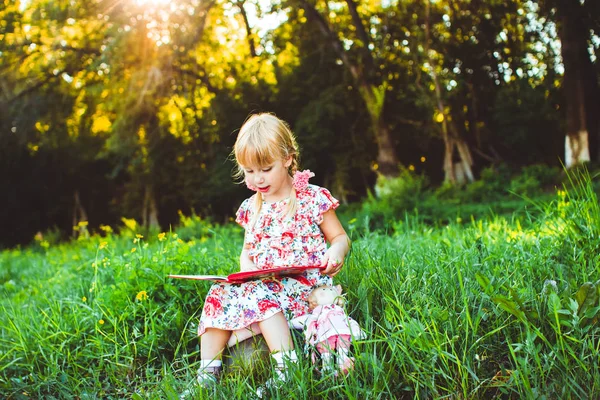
<box><xmin>199</xmin><ymin>359</ymin><xmax>222</xmax><ymax>372</ymax></box>
<box><xmin>271</xmin><ymin>350</ymin><xmax>297</xmax><ymax>379</ymax></box>
<box><xmin>271</xmin><ymin>350</ymin><xmax>298</xmax><ymax>366</ymax></box>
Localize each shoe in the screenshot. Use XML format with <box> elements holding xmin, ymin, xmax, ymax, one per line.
<box><xmin>256</xmin><ymin>369</ymin><xmax>288</xmax><ymax>398</ymax></box>
<box><xmin>197</xmin><ymin>366</ymin><xmax>220</xmax><ymax>388</ymax></box>
<box><xmin>179</xmin><ymin>369</ymin><xmax>219</xmax><ymax>400</ymax></box>
<box><xmin>337</xmin><ymin>356</ymin><xmax>355</xmax><ymax>375</ymax></box>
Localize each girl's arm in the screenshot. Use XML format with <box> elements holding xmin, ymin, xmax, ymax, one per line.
<box><xmin>320</xmin><ymin>210</ymin><xmax>350</xmax><ymax>277</ymax></box>
<box><xmin>240</xmin><ymin>239</ymin><xmax>258</xmax><ymax>271</ymax></box>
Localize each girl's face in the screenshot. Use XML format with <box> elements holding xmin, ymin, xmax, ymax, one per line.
<box><xmin>243</xmin><ymin>157</ymin><xmax>292</xmax><ymax>202</ymax></box>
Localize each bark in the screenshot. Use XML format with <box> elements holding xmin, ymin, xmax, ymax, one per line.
<box><xmin>142</xmin><ymin>184</ymin><xmax>160</xmax><ymax>229</ymax></box>
<box><xmin>300</xmin><ymin>0</ymin><xmax>399</xmax><ymax>177</ymax></box>
<box><xmin>72</xmin><ymin>190</ymin><xmax>89</xmax><ymax>238</ymax></box>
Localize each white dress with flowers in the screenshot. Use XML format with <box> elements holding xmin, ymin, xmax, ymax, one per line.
<box><xmin>198</xmin><ymin>184</ymin><xmax>338</xmax><ymax>336</ymax></box>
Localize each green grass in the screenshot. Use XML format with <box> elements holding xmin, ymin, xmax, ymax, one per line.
<box><xmin>2</xmin><ymin>171</ymin><xmax>600</xmax><ymax>399</ymax></box>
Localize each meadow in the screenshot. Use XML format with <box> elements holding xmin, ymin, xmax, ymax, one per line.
<box><xmin>2</xmin><ymin>171</ymin><xmax>600</xmax><ymax>399</ymax></box>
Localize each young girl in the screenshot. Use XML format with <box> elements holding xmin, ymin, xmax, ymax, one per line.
<box><xmin>197</xmin><ymin>113</ymin><xmax>350</xmax><ymax>390</ymax></box>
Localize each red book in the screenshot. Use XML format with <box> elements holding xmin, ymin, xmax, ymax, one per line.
<box><xmin>168</xmin><ymin>266</ymin><xmax>325</xmax><ymax>283</ymax></box>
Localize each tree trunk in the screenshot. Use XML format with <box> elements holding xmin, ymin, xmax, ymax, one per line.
<box><xmin>142</xmin><ymin>185</ymin><xmax>160</xmax><ymax>229</ymax></box>
<box><xmin>424</xmin><ymin>0</ymin><xmax>474</xmax><ymax>184</ymax></box>
<box><xmin>72</xmin><ymin>190</ymin><xmax>89</xmax><ymax>238</ymax></box>
<box><xmin>300</xmin><ymin>0</ymin><xmax>399</xmax><ymax>177</ymax></box>
<box><xmin>358</xmin><ymin>82</ymin><xmax>398</xmax><ymax>176</ymax></box>
<box><xmin>557</xmin><ymin>1</ymin><xmax>592</xmax><ymax>167</ymax></box>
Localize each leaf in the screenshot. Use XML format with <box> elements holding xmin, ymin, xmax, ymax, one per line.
<box><xmin>491</xmin><ymin>295</ymin><xmax>526</xmax><ymax>322</ymax></box>
<box><xmin>475</xmin><ymin>272</ymin><xmax>491</xmax><ymax>293</ymax></box>
<box><xmin>583</xmin><ymin>305</ymin><xmax>600</xmax><ymax>320</ymax></box>
<box><xmin>575</xmin><ymin>282</ymin><xmax>598</xmax><ymax>316</ymax></box>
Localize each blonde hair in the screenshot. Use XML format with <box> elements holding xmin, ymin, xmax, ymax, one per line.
<box><xmin>233</xmin><ymin>113</ymin><xmax>300</xmax><ymax>226</ymax></box>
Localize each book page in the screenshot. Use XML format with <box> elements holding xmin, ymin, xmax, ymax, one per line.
<box><xmin>168</xmin><ymin>274</ymin><xmax>229</xmax><ymax>282</ymax></box>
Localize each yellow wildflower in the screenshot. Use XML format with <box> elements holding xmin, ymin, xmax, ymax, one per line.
<box><xmin>82</xmin><ymin>296</ymin><xmax>87</xmax><ymax>302</ymax></box>
<box><xmin>99</xmin><ymin>241</ymin><xmax>108</xmax><ymax>250</ymax></box>
<box><xmin>136</xmin><ymin>291</ymin><xmax>148</xmax><ymax>301</ymax></box>
<box><xmin>121</xmin><ymin>217</ymin><xmax>137</xmax><ymax>231</ymax></box>
<box><xmin>100</xmin><ymin>224</ymin><xmax>113</xmax><ymax>233</ymax></box>
<box><xmin>158</xmin><ymin>232</ymin><xmax>166</xmax><ymax>241</ymax></box>
<box><xmin>99</xmin><ymin>319</ymin><xmax>105</xmax><ymax>325</ymax></box>
<box><xmin>131</xmin><ymin>247</ymin><xmax>137</xmax><ymax>253</ymax></box>
<box><xmin>136</xmin><ymin>234</ymin><xmax>143</xmax><ymax>239</ymax></box>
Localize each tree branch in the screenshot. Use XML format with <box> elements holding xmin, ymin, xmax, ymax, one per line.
<box><xmin>234</xmin><ymin>0</ymin><xmax>257</xmax><ymax>57</ymax></box>
<box><xmin>1</xmin><ymin>70</ymin><xmax>65</xmax><ymax>105</ymax></box>
<box><xmin>344</xmin><ymin>0</ymin><xmax>375</xmax><ymax>72</ymax></box>
<box><xmin>171</xmin><ymin>65</ymin><xmax>219</xmax><ymax>95</ymax></box>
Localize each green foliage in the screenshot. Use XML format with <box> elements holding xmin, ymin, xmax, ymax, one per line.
<box><xmin>175</xmin><ymin>211</ymin><xmax>215</xmax><ymax>242</ymax></box>
<box><xmin>509</xmin><ymin>164</ymin><xmax>562</xmax><ymax>196</ymax></box>
<box><xmin>353</xmin><ymin>169</ymin><xmax>429</xmax><ymax>231</ymax></box>
<box><xmin>348</xmin><ymin>164</ymin><xmax>564</xmax><ymax>234</ymax></box>
<box><xmin>464</xmin><ymin>163</ymin><xmax>513</xmax><ymax>202</ymax></box>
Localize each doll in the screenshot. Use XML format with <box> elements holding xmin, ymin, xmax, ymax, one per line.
<box><xmin>303</xmin><ymin>285</ymin><xmax>364</xmax><ymax>375</ymax></box>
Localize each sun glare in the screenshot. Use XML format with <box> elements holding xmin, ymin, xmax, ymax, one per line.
<box><xmin>134</xmin><ymin>0</ymin><xmax>171</xmax><ymax>6</ymax></box>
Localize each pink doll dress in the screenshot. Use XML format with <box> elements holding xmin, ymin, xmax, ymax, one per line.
<box><xmin>198</xmin><ymin>184</ymin><xmax>338</xmax><ymax>336</ymax></box>
<box><xmin>304</xmin><ymin>304</ymin><xmax>363</xmax><ymax>346</ymax></box>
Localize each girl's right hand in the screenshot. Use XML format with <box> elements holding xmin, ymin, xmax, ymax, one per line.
<box><xmin>240</xmin><ymin>249</ymin><xmax>258</xmax><ymax>271</ymax></box>
<box><xmin>240</xmin><ymin>260</ymin><xmax>258</xmax><ymax>272</ymax></box>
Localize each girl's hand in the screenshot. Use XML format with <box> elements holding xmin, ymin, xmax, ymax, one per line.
<box><xmin>321</xmin><ymin>245</ymin><xmax>345</xmax><ymax>277</ymax></box>
<box><xmin>319</xmin><ymin>210</ymin><xmax>350</xmax><ymax>277</ymax></box>
<box><xmin>240</xmin><ymin>260</ymin><xmax>258</xmax><ymax>272</ymax></box>
<box><xmin>240</xmin><ymin>248</ymin><xmax>258</xmax><ymax>271</ymax></box>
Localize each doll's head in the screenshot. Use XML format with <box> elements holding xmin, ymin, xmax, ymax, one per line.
<box><xmin>308</xmin><ymin>285</ymin><xmax>344</xmax><ymax>310</ymax></box>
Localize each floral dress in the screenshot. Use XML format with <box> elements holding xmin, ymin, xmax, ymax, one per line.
<box><xmin>198</xmin><ymin>183</ymin><xmax>338</xmax><ymax>336</ymax></box>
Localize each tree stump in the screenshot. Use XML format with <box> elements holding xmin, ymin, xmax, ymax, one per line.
<box><xmin>223</xmin><ymin>334</ymin><xmax>270</xmax><ymax>373</ymax></box>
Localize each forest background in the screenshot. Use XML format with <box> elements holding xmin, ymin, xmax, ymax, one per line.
<box><xmin>1</xmin><ymin>0</ymin><xmax>599</xmax><ymax>248</ymax></box>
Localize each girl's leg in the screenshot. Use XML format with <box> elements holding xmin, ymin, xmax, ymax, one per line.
<box><xmin>256</xmin><ymin>312</ymin><xmax>297</xmax><ymax>397</ymax></box>
<box><xmin>198</xmin><ymin>328</ymin><xmax>231</xmax><ymax>386</ymax></box>
<box><xmin>257</xmin><ymin>312</ymin><xmax>293</xmax><ymax>352</ymax></box>
<box><xmin>200</xmin><ymin>328</ymin><xmax>231</xmax><ymax>359</ymax></box>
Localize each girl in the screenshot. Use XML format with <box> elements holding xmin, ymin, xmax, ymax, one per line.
<box><xmin>197</xmin><ymin>113</ymin><xmax>350</xmax><ymax>390</ymax></box>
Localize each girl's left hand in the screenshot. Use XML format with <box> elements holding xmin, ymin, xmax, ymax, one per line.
<box><xmin>321</xmin><ymin>246</ymin><xmax>345</xmax><ymax>277</ymax></box>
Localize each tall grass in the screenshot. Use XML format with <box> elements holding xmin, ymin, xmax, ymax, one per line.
<box><xmin>2</xmin><ymin>171</ymin><xmax>600</xmax><ymax>399</ymax></box>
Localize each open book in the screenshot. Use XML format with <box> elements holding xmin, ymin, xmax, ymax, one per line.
<box><xmin>168</xmin><ymin>266</ymin><xmax>325</xmax><ymax>283</ymax></box>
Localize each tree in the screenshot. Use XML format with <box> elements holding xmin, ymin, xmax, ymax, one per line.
<box><xmin>540</xmin><ymin>0</ymin><xmax>600</xmax><ymax>167</ymax></box>
<box><xmin>295</xmin><ymin>0</ymin><xmax>401</xmax><ymax>177</ymax></box>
